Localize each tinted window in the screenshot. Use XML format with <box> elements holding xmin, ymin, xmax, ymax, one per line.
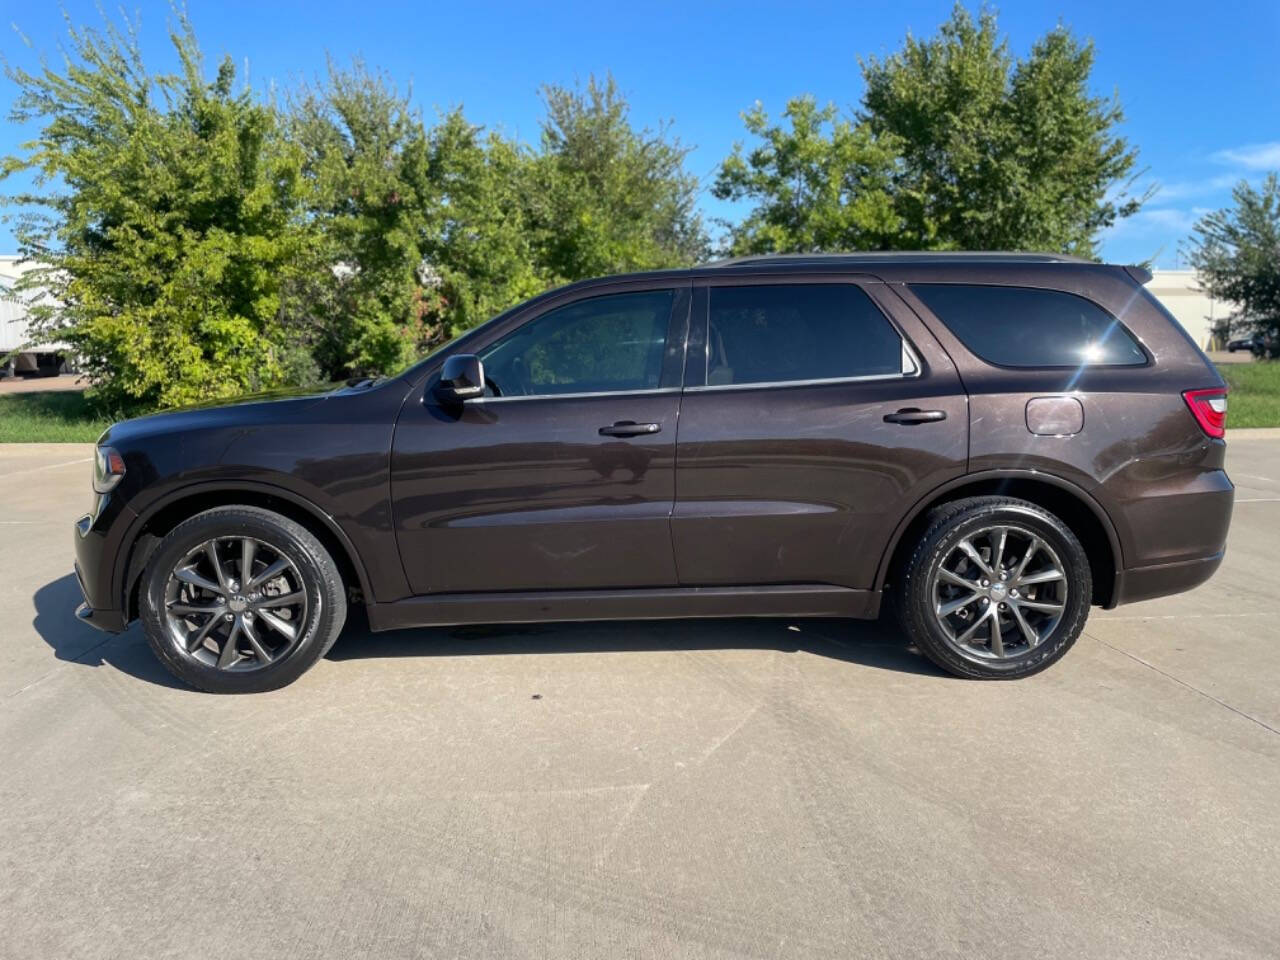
<box><xmin>480</xmin><ymin>290</ymin><xmax>673</xmax><ymax>397</ymax></box>
<box><xmin>910</xmin><ymin>284</ymin><xmax>1146</xmax><ymax>367</ymax></box>
<box><xmin>707</xmin><ymin>284</ymin><xmax>905</xmax><ymax>386</ymax></box>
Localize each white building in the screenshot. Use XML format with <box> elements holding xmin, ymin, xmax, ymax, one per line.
<box><xmin>0</xmin><ymin>255</ymin><xmax>69</xmax><ymax>375</ymax></box>
<box><xmin>1146</xmin><ymin>269</ymin><xmax>1232</xmax><ymax>351</ymax></box>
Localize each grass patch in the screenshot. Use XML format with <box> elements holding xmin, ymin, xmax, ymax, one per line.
<box><xmin>0</xmin><ymin>390</ymin><xmax>125</xmax><ymax>442</ymax></box>
<box><xmin>1218</xmin><ymin>362</ymin><xmax>1280</xmax><ymax>429</ymax></box>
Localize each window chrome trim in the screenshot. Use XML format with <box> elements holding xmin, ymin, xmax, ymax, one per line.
<box><xmin>684</xmin><ymin>368</ymin><xmax>919</xmax><ymax>394</ymax></box>
<box><xmin>687</xmin><ymin>335</ymin><xmax>923</xmax><ymax>394</ymax></box>
<box><xmin>469</xmin><ymin>386</ymin><xmax>682</xmax><ymax>404</ymax></box>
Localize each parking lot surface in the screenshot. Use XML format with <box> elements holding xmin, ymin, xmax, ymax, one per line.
<box><xmin>2</xmin><ymin>440</ymin><xmax>1278</xmax><ymax>959</ymax></box>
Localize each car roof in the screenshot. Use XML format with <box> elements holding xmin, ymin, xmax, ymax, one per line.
<box><xmin>554</xmin><ymin>252</ymin><xmax>1125</xmax><ymax>293</ymax></box>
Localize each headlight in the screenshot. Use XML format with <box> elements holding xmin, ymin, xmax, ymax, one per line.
<box><xmin>93</xmin><ymin>446</ymin><xmax>126</xmax><ymax>494</ymax></box>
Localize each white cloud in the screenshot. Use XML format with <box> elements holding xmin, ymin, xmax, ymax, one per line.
<box><xmin>1210</xmin><ymin>142</ymin><xmax>1280</xmax><ymax>170</ymax></box>
<box><xmin>1153</xmin><ymin>173</ymin><xmax>1240</xmax><ymax>201</ymax></box>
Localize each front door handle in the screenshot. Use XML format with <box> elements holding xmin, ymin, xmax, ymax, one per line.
<box><xmin>599</xmin><ymin>421</ymin><xmax>661</xmax><ymax>437</ymax></box>
<box><xmin>883</xmin><ymin>408</ymin><xmax>947</xmax><ymax>425</ymax></box>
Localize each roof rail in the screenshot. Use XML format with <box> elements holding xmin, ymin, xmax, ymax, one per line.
<box><xmin>703</xmin><ymin>251</ymin><xmax>1094</xmax><ymax>268</ymax></box>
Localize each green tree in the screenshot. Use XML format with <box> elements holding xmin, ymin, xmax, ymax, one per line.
<box><xmin>420</xmin><ymin>110</ymin><xmax>543</xmax><ymax>343</ymax></box>
<box><xmin>527</xmin><ymin>75</ymin><xmax>708</xmax><ymax>281</ymax></box>
<box><xmin>1</xmin><ymin>15</ymin><xmax>308</xmax><ymax>408</ymax></box>
<box><xmin>286</xmin><ymin>62</ymin><xmax>434</xmax><ymax>379</ymax></box>
<box><xmin>1187</xmin><ymin>174</ymin><xmax>1280</xmax><ymax>354</ymax></box>
<box><xmin>713</xmin><ymin>96</ymin><xmax>900</xmax><ymax>254</ymax></box>
<box><xmin>717</xmin><ymin>4</ymin><xmax>1144</xmax><ymax>257</ymax></box>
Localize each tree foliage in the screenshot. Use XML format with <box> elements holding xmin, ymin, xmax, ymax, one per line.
<box><xmin>1188</xmin><ymin>174</ymin><xmax>1280</xmax><ymax>347</ymax></box>
<box><xmin>528</xmin><ymin>75</ymin><xmax>707</xmax><ymax>280</ymax></box>
<box><xmin>713</xmin><ymin>96</ymin><xmax>900</xmax><ymax>254</ymax></box>
<box><xmin>2</xmin><ymin>16</ymin><xmax>308</xmax><ymax>408</ymax></box>
<box><xmin>717</xmin><ymin>4</ymin><xmax>1144</xmax><ymax>257</ymax></box>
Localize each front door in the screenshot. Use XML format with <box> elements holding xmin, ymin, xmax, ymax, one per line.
<box><xmin>391</xmin><ymin>284</ymin><xmax>689</xmax><ymax>595</ymax></box>
<box><xmin>672</xmin><ymin>277</ymin><xmax>968</xmax><ymax>590</ymax></box>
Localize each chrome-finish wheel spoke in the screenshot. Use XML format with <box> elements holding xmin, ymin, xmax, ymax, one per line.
<box><xmin>1008</xmin><ymin>602</ymin><xmax>1040</xmax><ymax>648</ymax></box>
<box><xmin>248</xmin><ymin>558</ymin><xmax>290</xmax><ymax>591</ymax></box>
<box><xmin>957</xmin><ymin>539</ymin><xmax>992</xmax><ymax>577</ymax></box>
<box><xmin>937</xmin><ymin>568</ymin><xmax>978</xmax><ymax>590</ymax></box>
<box><xmin>256</xmin><ymin>590</ymin><xmax>303</xmax><ymax>610</ymax></box>
<box><xmin>173</xmin><ymin>566</ymin><xmax>223</xmax><ymax>596</ymax></box>
<box><xmin>991</xmin><ymin>527</ymin><xmax>1008</xmax><ymax>573</ymax></box>
<box><xmin>1015</xmin><ymin>567</ymin><xmax>1064</xmax><ymax>587</ymax></box>
<box><xmin>164</xmin><ymin>536</ymin><xmax>308</xmax><ymax>672</ymax></box>
<box><xmin>1012</xmin><ymin>537</ymin><xmax>1041</xmax><ymax>582</ymax></box>
<box><xmin>206</xmin><ymin>541</ymin><xmax>231</xmax><ymax>593</ymax></box>
<box><xmin>937</xmin><ymin>592</ymin><xmax>981</xmax><ymax>617</ymax></box>
<box><xmin>1013</xmin><ymin>598</ymin><xmax>1064</xmax><ymax>614</ymax></box>
<box><xmin>256</xmin><ymin>609</ymin><xmax>298</xmax><ymax>642</ymax></box>
<box><xmin>240</xmin><ymin>538</ymin><xmax>257</xmax><ymax>586</ymax></box>
<box><xmin>217</xmin><ymin>619</ymin><xmax>242</xmax><ymax>668</ymax></box>
<box><xmin>241</xmin><ymin>618</ymin><xmax>273</xmax><ymax>664</ymax></box>
<box><xmin>955</xmin><ymin>605</ymin><xmax>995</xmax><ymax>644</ymax></box>
<box><xmin>186</xmin><ymin>613</ymin><xmax>223</xmax><ymax>654</ymax></box>
<box><xmin>168</xmin><ymin>602</ymin><xmax>223</xmax><ymax>617</ymax></box>
<box><xmin>930</xmin><ymin>524</ymin><xmax>1067</xmax><ymax>662</ymax></box>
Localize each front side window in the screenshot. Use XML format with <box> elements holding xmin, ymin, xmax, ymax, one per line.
<box><xmin>909</xmin><ymin>284</ymin><xmax>1146</xmax><ymax>367</ymax></box>
<box><xmin>480</xmin><ymin>290</ymin><xmax>674</xmax><ymax>397</ymax></box>
<box><xmin>706</xmin><ymin>284</ymin><xmax>908</xmax><ymax>387</ymax></box>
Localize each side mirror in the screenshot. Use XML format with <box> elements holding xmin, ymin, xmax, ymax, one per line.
<box><xmin>434</xmin><ymin>354</ymin><xmax>486</xmax><ymax>403</ymax></box>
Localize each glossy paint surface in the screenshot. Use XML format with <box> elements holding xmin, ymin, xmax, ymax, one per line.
<box><xmin>73</xmin><ymin>255</ymin><xmax>1234</xmax><ymax>634</ymax></box>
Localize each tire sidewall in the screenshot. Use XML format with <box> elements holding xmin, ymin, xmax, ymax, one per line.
<box><xmin>141</xmin><ymin>510</ymin><xmax>340</xmax><ymax>692</ymax></box>
<box><xmin>908</xmin><ymin>502</ymin><xmax>1091</xmax><ymax>678</ymax></box>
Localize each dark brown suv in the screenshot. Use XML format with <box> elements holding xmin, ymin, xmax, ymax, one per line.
<box><xmin>73</xmin><ymin>253</ymin><xmax>1233</xmax><ymax>692</ymax></box>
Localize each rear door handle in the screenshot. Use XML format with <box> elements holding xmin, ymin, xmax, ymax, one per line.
<box><xmin>883</xmin><ymin>408</ymin><xmax>947</xmax><ymax>425</ymax></box>
<box><xmin>599</xmin><ymin>421</ymin><xmax>662</xmax><ymax>437</ymax></box>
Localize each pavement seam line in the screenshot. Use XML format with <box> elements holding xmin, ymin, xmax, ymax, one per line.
<box><xmin>1088</xmin><ymin>632</ymin><xmax>1280</xmax><ymax>738</ymax></box>
<box><xmin>5</xmin><ymin>635</ymin><xmax>115</xmax><ymax>699</ymax></box>
<box><xmin>0</xmin><ymin>456</ymin><xmax>92</xmax><ymax>478</ymax></box>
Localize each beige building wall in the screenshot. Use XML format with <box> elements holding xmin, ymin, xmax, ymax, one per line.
<box><xmin>1146</xmin><ymin>269</ymin><xmax>1232</xmax><ymax>351</ymax></box>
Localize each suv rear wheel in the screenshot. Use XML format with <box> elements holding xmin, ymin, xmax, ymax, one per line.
<box><xmin>895</xmin><ymin>496</ymin><xmax>1091</xmax><ymax>679</ymax></box>
<box><xmin>140</xmin><ymin>506</ymin><xmax>347</xmax><ymax>693</ymax></box>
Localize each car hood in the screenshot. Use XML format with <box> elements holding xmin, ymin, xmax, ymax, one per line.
<box><xmin>98</xmin><ymin>385</ymin><xmax>336</xmax><ymax>447</ymax></box>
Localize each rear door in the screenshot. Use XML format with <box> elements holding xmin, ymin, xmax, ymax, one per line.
<box><xmin>672</xmin><ymin>274</ymin><xmax>967</xmax><ymax>589</ymax></box>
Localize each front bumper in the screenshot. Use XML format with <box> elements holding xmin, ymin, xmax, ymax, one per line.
<box><xmin>73</xmin><ymin>497</ymin><xmax>138</xmax><ymax>633</ymax></box>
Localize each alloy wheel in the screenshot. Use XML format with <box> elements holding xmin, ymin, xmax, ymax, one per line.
<box><xmin>163</xmin><ymin>536</ymin><xmax>309</xmax><ymax>671</ymax></box>
<box><xmin>930</xmin><ymin>524</ymin><xmax>1067</xmax><ymax>661</ymax></box>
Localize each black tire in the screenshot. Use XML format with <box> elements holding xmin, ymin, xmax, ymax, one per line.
<box><xmin>140</xmin><ymin>506</ymin><xmax>347</xmax><ymax>693</ymax></box>
<box><xmin>894</xmin><ymin>496</ymin><xmax>1091</xmax><ymax>679</ymax></box>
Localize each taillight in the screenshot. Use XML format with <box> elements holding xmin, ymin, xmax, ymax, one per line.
<box><xmin>1183</xmin><ymin>387</ymin><xmax>1228</xmax><ymax>439</ymax></box>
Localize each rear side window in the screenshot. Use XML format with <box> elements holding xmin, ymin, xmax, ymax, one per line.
<box><xmin>707</xmin><ymin>284</ymin><xmax>908</xmax><ymax>387</ymax></box>
<box><xmin>909</xmin><ymin>284</ymin><xmax>1146</xmax><ymax>367</ymax></box>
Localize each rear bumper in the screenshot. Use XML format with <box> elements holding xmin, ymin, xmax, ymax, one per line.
<box><xmin>1111</xmin><ymin>551</ymin><xmax>1225</xmax><ymax>607</ymax></box>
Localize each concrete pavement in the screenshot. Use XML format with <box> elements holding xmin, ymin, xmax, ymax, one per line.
<box><xmin>1</xmin><ymin>442</ymin><xmax>1278</xmax><ymax>958</ymax></box>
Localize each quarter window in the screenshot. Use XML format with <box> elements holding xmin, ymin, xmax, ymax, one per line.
<box><xmin>909</xmin><ymin>284</ymin><xmax>1146</xmax><ymax>367</ymax></box>
<box><xmin>480</xmin><ymin>290</ymin><xmax>674</xmax><ymax>397</ymax></box>
<box><xmin>706</xmin><ymin>284</ymin><xmax>908</xmax><ymax>387</ymax></box>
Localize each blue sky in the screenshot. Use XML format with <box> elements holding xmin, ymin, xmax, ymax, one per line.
<box><xmin>1</xmin><ymin>0</ymin><xmax>1277</xmax><ymax>266</ymax></box>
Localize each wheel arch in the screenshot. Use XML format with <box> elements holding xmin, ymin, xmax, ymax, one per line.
<box><xmin>119</xmin><ymin>481</ymin><xmax>374</xmax><ymax>621</ymax></box>
<box><xmin>877</xmin><ymin>471</ymin><xmax>1124</xmax><ymax>608</ymax></box>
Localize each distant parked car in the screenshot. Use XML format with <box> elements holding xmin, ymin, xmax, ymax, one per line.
<box><xmin>1227</xmin><ymin>334</ymin><xmax>1263</xmax><ymax>355</ymax></box>
<box><xmin>73</xmin><ymin>253</ymin><xmax>1234</xmax><ymax>692</ymax></box>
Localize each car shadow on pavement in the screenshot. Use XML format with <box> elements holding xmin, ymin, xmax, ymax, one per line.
<box><xmin>33</xmin><ymin>572</ymin><xmax>946</xmax><ymax>686</ymax></box>
<box><xmin>32</xmin><ymin>574</ymin><xmax>188</xmax><ymax>690</ymax></box>
<box><xmin>327</xmin><ymin>607</ymin><xmax>948</xmax><ymax>678</ymax></box>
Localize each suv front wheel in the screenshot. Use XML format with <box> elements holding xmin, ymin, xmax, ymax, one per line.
<box><xmin>140</xmin><ymin>506</ymin><xmax>347</xmax><ymax>693</ymax></box>
<box><xmin>895</xmin><ymin>496</ymin><xmax>1092</xmax><ymax>679</ymax></box>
